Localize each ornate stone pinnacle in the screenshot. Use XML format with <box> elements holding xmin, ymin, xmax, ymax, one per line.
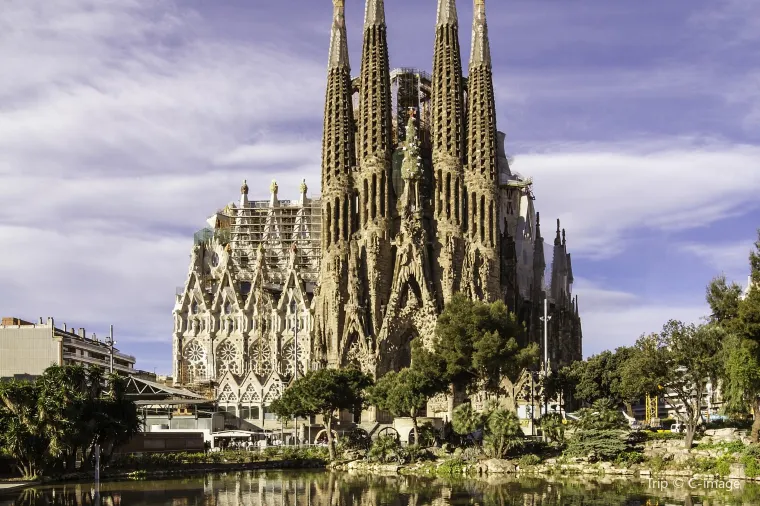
<box><xmin>270</xmin><ymin>179</ymin><xmax>278</xmax><ymax>195</ymax></box>
<box><xmin>470</xmin><ymin>0</ymin><xmax>491</xmax><ymax>66</ymax></box>
<box><xmin>328</xmin><ymin>0</ymin><xmax>349</xmax><ymax>69</ymax></box>
<box><xmin>437</xmin><ymin>0</ymin><xmax>458</xmax><ymax>26</ymax></box>
<box><xmin>300</xmin><ymin>179</ymin><xmax>308</xmax><ymax>194</ymax></box>
<box><xmin>240</xmin><ymin>179</ymin><xmax>249</xmax><ymax>195</ymax></box>
<box><xmin>364</xmin><ymin>0</ymin><xmax>385</xmax><ymax>28</ymax></box>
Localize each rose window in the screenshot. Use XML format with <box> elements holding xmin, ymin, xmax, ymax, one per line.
<box><xmin>280</xmin><ymin>340</ymin><xmax>304</xmax><ymax>377</ymax></box>
<box><xmin>184</xmin><ymin>341</ymin><xmax>205</xmax><ymax>363</ymax></box>
<box><xmin>250</xmin><ymin>339</ymin><xmax>273</xmax><ymax>377</ymax></box>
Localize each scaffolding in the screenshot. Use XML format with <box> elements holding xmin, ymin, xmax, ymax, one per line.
<box><xmin>221</xmin><ymin>197</ymin><xmax>323</xmax><ymax>285</ymax></box>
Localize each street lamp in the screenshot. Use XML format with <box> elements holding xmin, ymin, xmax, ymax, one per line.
<box><xmin>104</xmin><ymin>325</ymin><xmax>115</xmax><ymax>374</ymax></box>
<box><xmin>539</xmin><ymin>299</ymin><xmax>552</xmax><ymax>415</ymax></box>
<box><xmin>289</xmin><ymin>299</ymin><xmax>300</xmax><ymax>446</ymax></box>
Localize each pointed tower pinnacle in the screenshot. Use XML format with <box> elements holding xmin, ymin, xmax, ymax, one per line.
<box><xmin>431</xmin><ymin>0</ymin><xmax>466</xmax><ymax>303</ymax></box>
<box><xmin>437</xmin><ymin>0</ymin><xmax>458</xmax><ymax>26</ymax></box>
<box><xmin>555</xmin><ymin>219</ymin><xmax>561</xmax><ymax>246</ymax></box>
<box><xmin>328</xmin><ymin>0</ymin><xmax>349</xmax><ymax>70</ymax></box>
<box><xmin>355</xmin><ymin>0</ymin><xmax>393</xmax><ymax>337</ymax></box>
<box><xmin>364</xmin><ymin>0</ymin><xmax>385</xmax><ymax>27</ymax></box>
<box><xmin>470</xmin><ymin>0</ymin><xmax>491</xmax><ymax>66</ymax></box>
<box><xmin>317</xmin><ymin>0</ymin><xmax>357</xmax><ymax>368</ymax></box>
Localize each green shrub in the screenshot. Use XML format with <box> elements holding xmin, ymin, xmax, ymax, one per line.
<box><xmin>437</xmin><ymin>457</ymin><xmax>467</xmax><ymax>476</ymax></box>
<box><xmin>367</xmin><ymin>435</ymin><xmax>403</xmax><ymax>464</ymax></box>
<box><xmin>539</xmin><ymin>413</ymin><xmax>565</xmax><ymax>444</ymax></box>
<box><xmin>339</xmin><ymin>428</ymin><xmax>371</xmax><ymax>451</ymax></box>
<box><xmin>565</xmin><ymin>429</ymin><xmax>629</xmax><ymax>462</ymax></box>
<box><xmin>647</xmin><ymin>455</ymin><xmax>666</xmax><ymax>474</ymax></box>
<box><xmin>742</xmin><ymin>454</ymin><xmax>760</xmax><ymax>477</ymax></box>
<box><xmin>714</xmin><ymin>455</ymin><xmax>734</xmax><ymax>476</ymax></box>
<box><xmin>645</xmin><ymin>431</ymin><xmax>684</xmax><ymax>441</ymax></box>
<box><xmin>614</xmin><ymin>451</ymin><xmax>645</xmax><ymax>467</ymax></box>
<box><xmin>518</xmin><ymin>454</ymin><xmax>541</xmax><ymax>467</ymax></box>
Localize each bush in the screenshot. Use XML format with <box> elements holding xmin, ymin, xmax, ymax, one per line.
<box><xmin>647</xmin><ymin>455</ymin><xmax>666</xmax><ymax>474</ymax></box>
<box><xmin>367</xmin><ymin>435</ymin><xmax>403</xmax><ymax>464</ymax></box>
<box><xmin>645</xmin><ymin>431</ymin><xmax>684</xmax><ymax>441</ymax></box>
<box><xmin>565</xmin><ymin>429</ymin><xmax>629</xmax><ymax>462</ymax></box>
<box><xmin>539</xmin><ymin>413</ymin><xmax>565</xmax><ymax>444</ymax></box>
<box><xmin>518</xmin><ymin>454</ymin><xmax>541</xmax><ymax>467</ymax></box>
<box><xmin>437</xmin><ymin>457</ymin><xmax>467</xmax><ymax>476</ymax></box>
<box><xmin>742</xmin><ymin>454</ymin><xmax>760</xmax><ymax>478</ymax></box>
<box><xmin>339</xmin><ymin>428</ymin><xmax>371</xmax><ymax>451</ymax></box>
<box><xmin>614</xmin><ymin>451</ymin><xmax>645</xmax><ymax>467</ymax></box>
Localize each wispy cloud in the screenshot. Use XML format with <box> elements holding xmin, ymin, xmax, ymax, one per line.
<box><xmin>679</xmin><ymin>240</ymin><xmax>755</xmax><ymax>282</ymax></box>
<box><xmin>514</xmin><ymin>140</ymin><xmax>760</xmax><ymax>259</ymax></box>
<box><xmin>574</xmin><ymin>277</ymin><xmax>708</xmax><ymax>356</ymax></box>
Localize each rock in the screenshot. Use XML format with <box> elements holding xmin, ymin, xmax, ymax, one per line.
<box><xmin>483</xmin><ymin>459</ymin><xmax>516</xmax><ymax>474</ymax></box>
<box><xmin>729</xmin><ymin>463</ymin><xmax>746</xmax><ymax>480</ymax></box>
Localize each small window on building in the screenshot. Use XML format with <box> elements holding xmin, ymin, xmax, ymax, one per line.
<box><xmin>240</xmin><ymin>254</ymin><xmax>248</xmax><ymax>268</ymax></box>
<box><xmin>211</xmin><ymin>252</ymin><xmax>219</xmax><ymax>267</ymax></box>
<box><xmin>240</xmin><ymin>282</ymin><xmax>251</xmax><ymax>295</ymax></box>
<box><xmin>224</xmin><ymin>302</ymin><xmax>232</xmax><ymax>314</ymax></box>
<box><xmin>191</xmin><ymin>301</ymin><xmax>199</xmax><ymax>314</ymax></box>
<box><xmin>263</xmin><ymin>406</ymin><xmax>277</xmax><ymax>420</ymax></box>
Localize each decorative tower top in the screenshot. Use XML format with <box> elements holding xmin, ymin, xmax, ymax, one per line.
<box><xmin>437</xmin><ymin>0</ymin><xmax>458</xmax><ymax>26</ymax></box>
<box><xmin>270</xmin><ymin>179</ymin><xmax>278</xmax><ymax>195</ymax></box>
<box><xmin>555</xmin><ymin>219</ymin><xmax>562</xmax><ymax>246</ymax></box>
<box><xmin>562</xmin><ymin>229</ymin><xmax>567</xmax><ymax>247</ymax></box>
<box><xmin>240</xmin><ymin>179</ymin><xmax>249</xmax><ymax>207</ymax></box>
<box><xmin>364</xmin><ymin>0</ymin><xmax>385</xmax><ymax>27</ymax></box>
<box><xmin>401</xmin><ymin>110</ymin><xmax>422</xmax><ymax>182</ymax></box>
<box><xmin>470</xmin><ymin>0</ymin><xmax>491</xmax><ymax>67</ymax></box>
<box><xmin>299</xmin><ymin>179</ymin><xmax>308</xmax><ymax>195</ymax></box>
<box><xmin>328</xmin><ymin>0</ymin><xmax>350</xmax><ymax>70</ymax></box>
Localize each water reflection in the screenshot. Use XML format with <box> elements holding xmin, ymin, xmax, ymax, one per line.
<box><xmin>2</xmin><ymin>471</ymin><xmax>760</xmax><ymax>506</ymax></box>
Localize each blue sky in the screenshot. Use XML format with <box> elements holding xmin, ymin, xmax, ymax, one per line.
<box><xmin>1</xmin><ymin>0</ymin><xmax>759</xmax><ymax>375</ymax></box>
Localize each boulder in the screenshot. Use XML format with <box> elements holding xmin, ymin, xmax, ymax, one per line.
<box><xmin>483</xmin><ymin>459</ymin><xmax>517</xmax><ymax>474</ymax></box>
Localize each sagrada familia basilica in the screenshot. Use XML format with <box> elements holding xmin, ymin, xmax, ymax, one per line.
<box><xmin>172</xmin><ymin>0</ymin><xmax>582</xmax><ymax>425</ymax></box>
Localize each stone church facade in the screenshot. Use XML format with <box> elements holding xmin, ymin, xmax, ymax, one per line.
<box><xmin>172</xmin><ymin>0</ymin><xmax>582</xmax><ymax>425</ymax></box>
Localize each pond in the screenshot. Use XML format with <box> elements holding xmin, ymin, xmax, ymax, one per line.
<box><xmin>2</xmin><ymin>471</ymin><xmax>760</xmax><ymax>505</ymax></box>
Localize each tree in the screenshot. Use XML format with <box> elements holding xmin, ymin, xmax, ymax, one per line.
<box><xmin>0</xmin><ymin>365</ymin><xmax>142</xmax><ymax>478</ymax></box>
<box><xmin>562</xmin><ymin>347</ymin><xmax>636</xmax><ymax>413</ymax></box>
<box><xmin>434</xmin><ymin>293</ymin><xmax>535</xmax><ymax>397</ymax></box>
<box><xmin>0</xmin><ymin>381</ymin><xmax>47</xmax><ymax>479</ymax></box>
<box><xmin>483</xmin><ymin>406</ymin><xmax>523</xmax><ymax>458</ymax></box>
<box><xmin>565</xmin><ymin>399</ymin><xmax>630</xmax><ymax>462</ymax></box>
<box><xmin>451</xmin><ymin>402</ymin><xmax>486</xmax><ymax>442</ymax></box>
<box><xmin>706</xmin><ymin>274</ymin><xmax>743</xmax><ymax>328</ymax></box>
<box><xmin>623</xmin><ymin>321</ymin><xmax>723</xmax><ymax>448</ymax></box>
<box><xmin>721</xmin><ymin>231</ymin><xmax>760</xmax><ymax>442</ymax></box>
<box><xmin>369</xmin><ymin>367</ymin><xmax>443</xmax><ymax>446</ymax></box>
<box><xmin>270</xmin><ymin>368</ymin><xmax>373</xmax><ymax>460</ymax></box>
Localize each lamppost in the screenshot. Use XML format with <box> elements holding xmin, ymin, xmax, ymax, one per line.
<box><xmin>539</xmin><ymin>299</ymin><xmax>552</xmax><ymax>415</ymax></box>
<box><xmin>290</xmin><ymin>299</ymin><xmax>300</xmax><ymax>446</ymax></box>
<box><xmin>104</xmin><ymin>325</ymin><xmax>115</xmax><ymax>374</ymax></box>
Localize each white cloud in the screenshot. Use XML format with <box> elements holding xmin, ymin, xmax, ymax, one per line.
<box><xmin>512</xmin><ymin>140</ymin><xmax>760</xmax><ymax>259</ymax></box>
<box><xmin>574</xmin><ymin>277</ymin><xmax>708</xmax><ymax>356</ymax></box>
<box><xmin>679</xmin><ymin>240</ymin><xmax>755</xmax><ymax>282</ymax></box>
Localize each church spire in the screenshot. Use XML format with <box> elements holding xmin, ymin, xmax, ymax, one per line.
<box><xmin>316</xmin><ymin>0</ymin><xmax>357</xmax><ymax>368</ymax></box>
<box><xmin>364</xmin><ymin>0</ymin><xmax>385</xmax><ymax>27</ymax></box>
<box><xmin>431</xmin><ymin>0</ymin><xmax>466</xmax><ymax>304</ymax></box>
<box><xmin>355</xmin><ymin>0</ymin><xmax>394</xmax><ymax>337</ymax></box>
<box><xmin>328</xmin><ymin>0</ymin><xmax>349</xmax><ymax>70</ymax></box>
<box><xmin>437</xmin><ymin>0</ymin><xmax>458</xmax><ymax>26</ymax></box>
<box><xmin>432</xmin><ymin>0</ymin><xmax>465</xmax><ymax>163</ymax></box>
<box><xmin>555</xmin><ymin>219</ymin><xmax>562</xmax><ymax>246</ymax></box>
<box><xmin>470</xmin><ymin>0</ymin><xmax>491</xmax><ymax>66</ymax></box>
<box><xmin>358</xmin><ymin>0</ymin><xmax>392</xmax><ymax>164</ymax></box>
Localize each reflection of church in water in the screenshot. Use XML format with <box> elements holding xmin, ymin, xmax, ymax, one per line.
<box><xmin>172</xmin><ymin>0</ymin><xmax>582</xmax><ymax>425</ymax></box>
